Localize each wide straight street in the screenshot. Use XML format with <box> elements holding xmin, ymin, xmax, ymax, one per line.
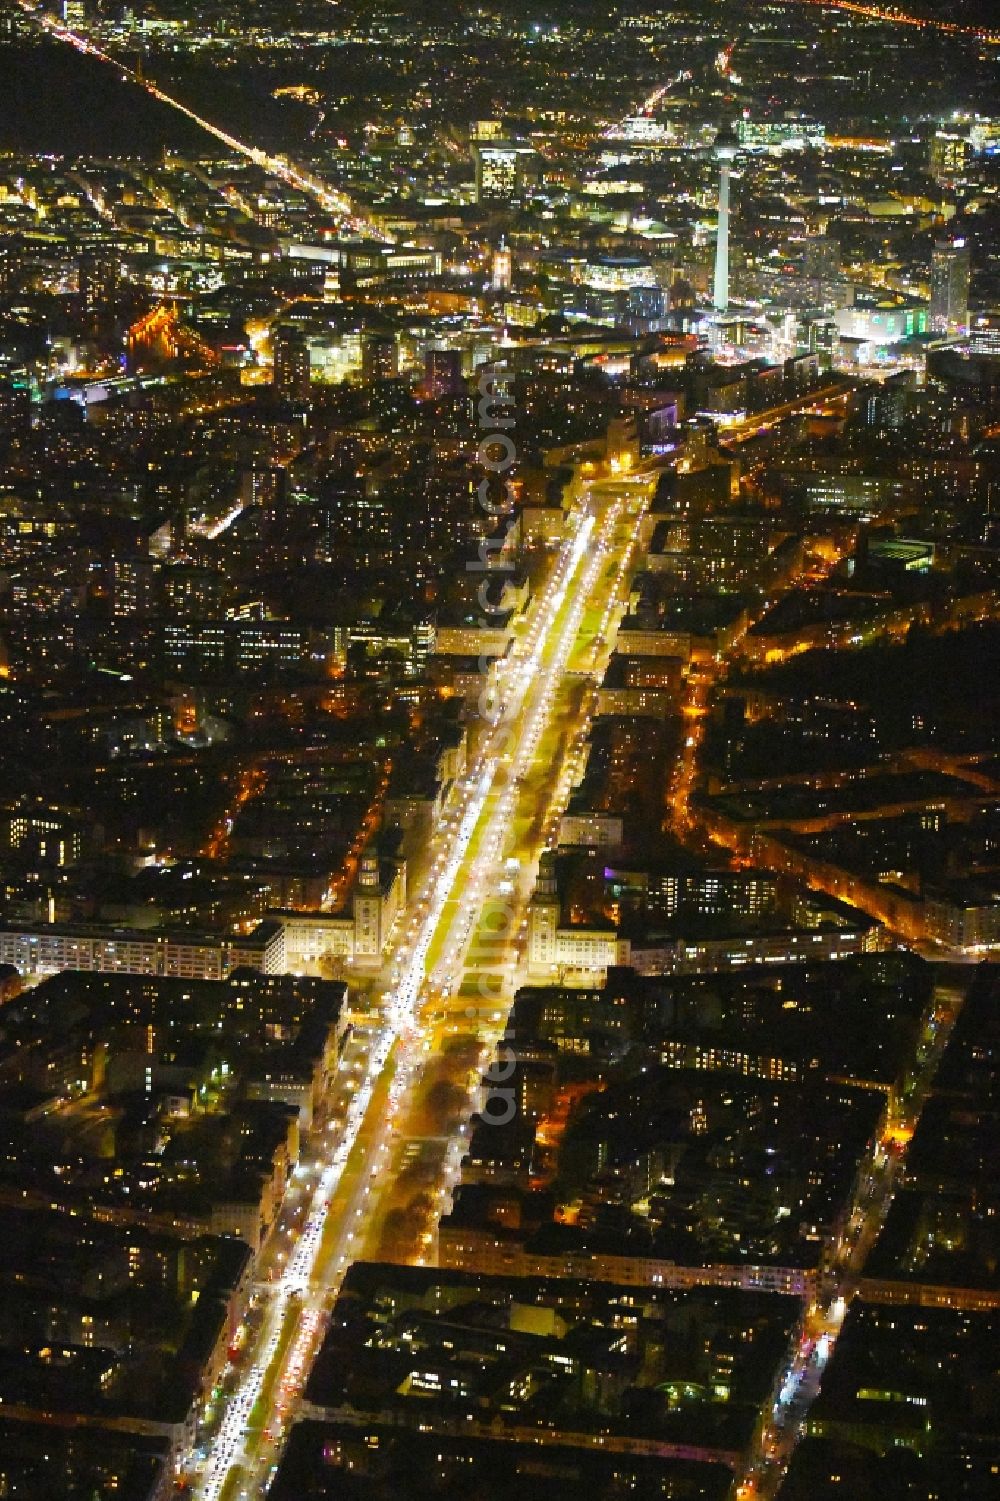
<box><xmin>190</xmin><ymin>466</ymin><xmax>653</xmax><ymax>1500</ymax></box>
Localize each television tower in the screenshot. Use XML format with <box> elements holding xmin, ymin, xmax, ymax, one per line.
<box><xmin>712</xmin><ymin>124</ymin><xmax>739</xmax><ymax>314</ymax></box>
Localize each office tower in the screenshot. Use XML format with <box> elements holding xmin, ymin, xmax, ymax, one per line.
<box><xmin>712</xmin><ymin>126</ymin><xmax>739</xmax><ymax>314</ymax></box>
<box><xmin>473</xmin><ymin>142</ymin><xmax>522</xmax><ymax>204</ymax></box>
<box><xmin>272</xmin><ymin>325</ymin><xmax>310</xmax><ymax>399</ymax></box>
<box><xmin>626</xmin><ymin>284</ymin><xmax>665</xmax><ymax>333</ymax></box>
<box><xmin>930</xmin><ymin>238</ymin><xmax>971</xmax><ymax>337</ymax></box>
<box><xmin>928</xmin><ymin>130</ymin><xmax>969</xmax><ymax>184</ymax></box>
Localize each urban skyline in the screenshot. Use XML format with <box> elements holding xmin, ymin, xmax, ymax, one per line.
<box><xmin>0</xmin><ymin>3</ymin><xmax>997</xmax><ymax>1500</ymax></box>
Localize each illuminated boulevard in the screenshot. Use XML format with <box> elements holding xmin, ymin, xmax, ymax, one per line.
<box><xmin>186</xmin><ymin>467</ymin><xmax>653</xmax><ymax>1500</ymax></box>
<box><xmin>785</xmin><ymin>0</ymin><xmax>1000</xmax><ymax>48</ymax></box>
<box><xmin>16</xmin><ymin>1</ymin><xmax>391</xmax><ymax>241</ymax></box>
<box><xmin>188</xmin><ymin>381</ymin><xmax>878</xmax><ymax>1500</ymax></box>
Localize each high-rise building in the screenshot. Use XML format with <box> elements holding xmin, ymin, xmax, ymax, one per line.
<box><xmin>161</xmin><ymin>564</ymin><xmax>225</xmax><ymax>620</ymax></box>
<box><xmin>803</xmin><ymin>235</ymin><xmax>841</xmax><ymax>304</ymax></box>
<box><xmin>807</xmin><ymin>318</ymin><xmax>839</xmax><ymax>370</ymax></box>
<box><xmin>712</xmin><ymin>126</ymin><xmax>739</xmax><ymax>314</ymax></box>
<box><xmin>423</xmin><ymin>347</ymin><xmax>464</xmax><ymax>400</ymax></box>
<box><xmin>473</xmin><ymin>142</ymin><xmax>522</xmax><ymax>204</ymax></box>
<box><xmin>928</xmin><ymin>130</ymin><xmax>970</xmax><ymax>184</ymax></box>
<box><xmin>490</xmin><ymin>242</ymin><xmax>513</xmax><ymax>292</ymax></box>
<box><xmin>79</xmin><ymin>248</ymin><xmax>120</xmax><ymax>315</ymax></box>
<box><xmin>0</xmin><ymin>379</ymin><xmax>30</xmax><ymax>440</ymax></box>
<box><xmin>249</xmin><ymin>465</ymin><xmax>290</xmax><ymax>536</ymax></box>
<box><xmin>0</xmin><ymin>242</ymin><xmax>20</xmax><ymax>298</ymax></box>
<box><xmin>930</xmin><ymin>238</ymin><xmax>971</xmax><ymax>337</ymax></box>
<box><xmin>625</xmin><ymin>284</ymin><xmax>666</xmax><ymax>333</ymax></box>
<box><xmin>362</xmin><ymin>333</ymin><xmax>398</xmax><ymax>383</ymax></box>
<box><xmin>271</xmin><ymin>325</ymin><xmax>311</xmax><ymax>399</ymax></box>
<box><xmin>110</xmin><ymin>556</ymin><xmax>156</xmax><ymax>617</ymax></box>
